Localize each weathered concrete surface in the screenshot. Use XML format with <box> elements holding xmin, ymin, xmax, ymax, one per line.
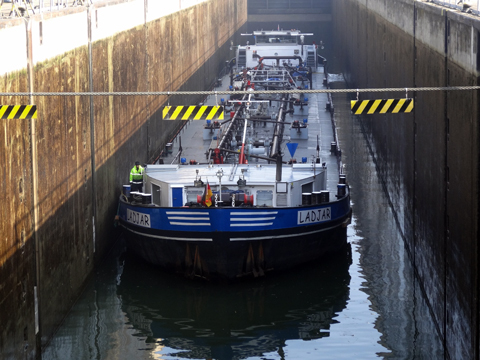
<box><xmin>333</xmin><ymin>0</ymin><xmax>479</xmax><ymax>358</ymax></box>
<box><xmin>0</xmin><ymin>0</ymin><xmax>247</xmax><ymax>358</ymax></box>
<box><xmin>0</xmin><ymin>83</ymin><xmax>37</xmax><ymax>359</ymax></box>
<box><xmin>247</xmin><ymin>0</ymin><xmax>331</xmax><ymax>22</ymax></box>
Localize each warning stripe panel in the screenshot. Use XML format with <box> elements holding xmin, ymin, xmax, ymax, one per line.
<box><xmin>163</xmin><ymin>106</ymin><xmax>224</xmax><ymax>120</ymax></box>
<box><xmin>351</xmin><ymin>99</ymin><xmax>414</xmax><ymax>115</ymax></box>
<box><xmin>0</xmin><ymin>105</ymin><xmax>37</xmax><ymax>119</ymax></box>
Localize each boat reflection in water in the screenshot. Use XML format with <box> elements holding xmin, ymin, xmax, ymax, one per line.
<box><xmin>117</xmin><ymin>244</ymin><xmax>352</xmax><ymax>359</ymax></box>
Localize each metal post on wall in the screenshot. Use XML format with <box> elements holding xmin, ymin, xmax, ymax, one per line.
<box><xmin>144</xmin><ymin>0</ymin><xmax>151</xmax><ymax>159</ymax></box>
<box><xmin>25</xmin><ymin>17</ymin><xmax>42</xmax><ymax>358</ymax></box>
<box><xmin>87</xmin><ymin>4</ymin><xmax>97</xmax><ymax>253</ymax></box>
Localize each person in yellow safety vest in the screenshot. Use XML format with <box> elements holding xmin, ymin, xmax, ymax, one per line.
<box><xmin>130</xmin><ymin>161</ymin><xmax>144</xmax><ymax>192</ymax></box>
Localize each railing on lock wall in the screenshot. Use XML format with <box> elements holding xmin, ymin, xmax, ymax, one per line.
<box><xmin>426</xmin><ymin>0</ymin><xmax>479</xmax><ymax>15</ymax></box>
<box><xmin>0</xmin><ymin>0</ymin><xmax>208</xmax><ymax>19</ymax></box>
<box><xmin>0</xmin><ymin>0</ymin><xmax>93</xmax><ymax>18</ymax></box>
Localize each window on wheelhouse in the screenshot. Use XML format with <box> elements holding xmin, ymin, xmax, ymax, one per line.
<box><xmin>152</xmin><ymin>184</ymin><xmax>161</xmax><ymax>206</ymax></box>
<box><xmin>186</xmin><ymin>189</ymin><xmax>203</xmax><ymax>204</ymax></box>
<box><xmin>256</xmin><ymin>190</ymin><xmax>273</xmax><ymax>207</ymax></box>
<box><xmin>256</xmin><ymin>35</ymin><xmax>297</xmax><ymax>45</ymax></box>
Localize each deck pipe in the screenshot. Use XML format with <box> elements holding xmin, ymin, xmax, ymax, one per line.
<box><xmin>276</xmin><ymin>154</ymin><xmax>283</xmax><ymax>182</ymax></box>
<box><xmin>269</xmin><ymin>95</ymin><xmax>289</xmax><ymax>159</ymax></box>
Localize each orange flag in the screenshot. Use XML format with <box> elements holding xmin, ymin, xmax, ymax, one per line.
<box><xmin>205</xmin><ymin>181</ymin><xmax>212</xmax><ymax>207</ymax></box>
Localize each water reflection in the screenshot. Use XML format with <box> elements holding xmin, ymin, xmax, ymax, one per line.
<box><xmin>117</xmin><ymin>246</ymin><xmax>352</xmax><ymax>360</ymax></box>
<box><xmin>329</xmin><ymin>72</ymin><xmax>444</xmax><ymax>359</ymax></box>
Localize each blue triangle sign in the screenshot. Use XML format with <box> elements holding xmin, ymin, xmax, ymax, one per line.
<box><xmin>286</xmin><ymin>143</ymin><xmax>298</xmax><ymax>158</ymax></box>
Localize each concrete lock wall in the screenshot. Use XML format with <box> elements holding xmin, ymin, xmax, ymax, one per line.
<box><xmin>332</xmin><ymin>0</ymin><xmax>479</xmax><ymax>358</ymax></box>
<box><xmin>0</xmin><ymin>0</ymin><xmax>247</xmax><ymax>358</ymax></box>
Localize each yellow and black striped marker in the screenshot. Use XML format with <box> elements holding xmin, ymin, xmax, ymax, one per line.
<box><xmin>162</xmin><ymin>105</ymin><xmax>224</xmax><ymax>120</ymax></box>
<box><xmin>351</xmin><ymin>98</ymin><xmax>414</xmax><ymax>115</ymax></box>
<box><xmin>0</xmin><ymin>105</ymin><xmax>37</xmax><ymax>119</ymax></box>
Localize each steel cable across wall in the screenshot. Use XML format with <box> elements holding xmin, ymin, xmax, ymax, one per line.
<box><xmin>2</xmin><ymin>85</ymin><xmax>480</xmax><ymax>97</ymax></box>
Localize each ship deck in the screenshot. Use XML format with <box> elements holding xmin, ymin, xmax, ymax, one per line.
<box><xmin>156</xmin><ymin>65</ymin><xmax>341</xmax><ymax>189</ymax></box>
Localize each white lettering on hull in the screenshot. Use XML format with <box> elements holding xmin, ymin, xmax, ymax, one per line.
<box><xmin>127</xmin><ymin>209</ymin><xmax>151</xmax><ymax>228</ymax></box>
<box><xmin>297</xmin><ymin>207</ymin><xmax>331</xmax><ymax>225</ymax></box>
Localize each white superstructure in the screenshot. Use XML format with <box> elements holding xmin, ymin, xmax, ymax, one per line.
<box><xmin>236</xmin><ymin>30</ymin><xmax>317</xmax><ymax>69</ymax></box>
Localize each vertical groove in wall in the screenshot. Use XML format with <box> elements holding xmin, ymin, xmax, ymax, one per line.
<box><xmin>144</xmin><ymin>0</ymin><xmax>150</xmax><ymax>158</ymax></box>
<box><xmin>25</xmin><ymin>17</ymin><xmax>42</xmax><ymax>359</ymax></box>
<box><xmin>412</xmin><ymin>4</ymin><xmax>418</xmax><ymax>346</ymax></box>
<box><xmin>443</xmin><ymin>11</ymin><xmax>449</xmax><ymax>356</ymax></box>
<box><xmin>87</xmin><ymin>5</ymin><xmax>96</xmax><ymax>254</ymax></box>
<box><xmin>476</xmin><ymin>31</ymin><xmax>480</xmax><ymax>360</ymax></box>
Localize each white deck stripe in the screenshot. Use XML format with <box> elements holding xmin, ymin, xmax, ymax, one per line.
<box><xmin>168</xmin><ymin>216</ymin><xmax>210</xmax><ymax>220</ymax></box>
<box><xmin>230</xmin><ymin>223</ymin><xmax>273</xmax><ymax>227</ymax></box>
<box><xmin>230</xmin><ymin>217</ymin><xmax>276</xmax><ymax>221</ymax></box>
<box><xmin>166</xmin><ymin>211</ymin><xmax>210</xmax><ymax>215</ymax></box>
<box><xmin>170</xmin><ymin>222</ymin><xmax>211</xmax><ymax>226</ymax></box>
<box><xmin>230</xmin><ymin>211</ymin><xmax>278</xmax><ymax>215</ymax></box>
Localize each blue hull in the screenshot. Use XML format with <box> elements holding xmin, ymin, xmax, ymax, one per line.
<box><xmin>118</xmin><ymin>193</ymin><xmax>351</xmax><ymax>281</ymax></box>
